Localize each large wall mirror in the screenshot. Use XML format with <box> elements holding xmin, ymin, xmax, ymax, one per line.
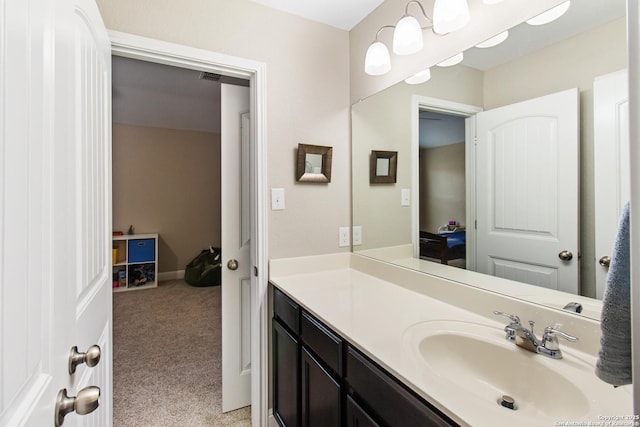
<box><xmin>352</xmin><ymin>0</ymin><xmax>627</xmax><ymax>321</ymax></box>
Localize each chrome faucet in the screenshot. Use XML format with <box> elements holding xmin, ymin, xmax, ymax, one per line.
<box><xmin>493</xmin><ymin>311</ymin><xmax>578</xmax><ymax>359</ymax></box>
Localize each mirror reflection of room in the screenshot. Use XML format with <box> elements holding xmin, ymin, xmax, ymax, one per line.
<box><xmin>351</xmin><ymin>0</ymin><xmax>627</xmax><ymax>315</ymax></box>
<box><xmin>418</xmin><ymin>111</ymin><xmax>466</xmax><ymax>268</ymax></box>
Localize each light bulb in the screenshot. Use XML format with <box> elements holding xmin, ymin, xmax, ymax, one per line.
<box><xmin>405</xmin><ymin>68</ymin><xmax>431</xmax><ymax>85</ymax></box>
<box><xmin>433</xmin><ymin>0</ymin><xmax>470</xmax><ymax>34</ymax></box>
<box><xmin>393</xmin><ymin>15</ymin><xmax>423</xmax><ymax>55</ymax></box>
<box><xmin>436</xmin><ymin>52</ymin><xmax>464</xmax><ymax>67</ymax></box>
<box><xmin>364</xmin><ymin>41</ymin><xmax>391</xmax><ymax>76</ymax></box>
<box><xmin>475</xmin><ymin>31</ymin><xmax>509</xmax><ymax>48</ymax></box>
<box><xmin>526</xmin><ymin>1</ymin><xmax>570</xmax><ymax>26</ymax></box>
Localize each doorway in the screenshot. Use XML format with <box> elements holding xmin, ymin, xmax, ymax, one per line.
<box><xmin>111</xmin><ymin>55</ymin><xmax>251</xmax><ymax>424</ymax></box>
<box><xmin>412</xmin><ymin>95</ymin><xmax>482</xmax><ymax>271</ymax></box>
<box><xmin>109</xmin><ymin>31</ymin><xmax>269</xmax><ymax>426</ymax></box>
<box><xmin>417</xmin><ymin>109</ymin><xmax>467</xmax><ymax>268</ymax></box>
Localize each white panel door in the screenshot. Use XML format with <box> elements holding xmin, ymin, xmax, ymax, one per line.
<box><xmin>594</xmin><ymin>69</ymin><xmax>629</xmax><ymax>299</ymax></box>
<box><xmin>0</xmin><ymin>0</ymin><xmax>112</xmax><ymax>425</ymax></box>
<box><xmin>63</xmin><ymin>1</ymin><xmax>113</xmax><ymax>426</ymax></box>
<box><xmin>221</xmin><ymin>85</ymin><xmax>251</xmax><ymax>412</ymax></box>
<box><xmin>476</xmin><ymin>88</ymin><xmax>579</xmax><ymax>293</ymax></box>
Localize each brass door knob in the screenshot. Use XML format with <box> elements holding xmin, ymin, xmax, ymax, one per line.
<box><xmin>599</xmin><ymin>256</ymin><xmax>611</xmax><ymax>268</ymax></box>
<box><xmin>227</xmin><ymin>259</ymin><xmax>239</xmax><ymax>270</ymax></box>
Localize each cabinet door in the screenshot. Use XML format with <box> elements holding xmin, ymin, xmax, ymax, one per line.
<box><xmin>346</xmin><ymin>395</ymin><xmax>380</xmax><ymax>427</ymax></box>
<box><xmin>301</xmin><ymin>347</ymin><xmax>341</xmax><ymax>427</ymax></box>
<box><xmin>273</xmin><ymin>319</ymin><xmax>300</xmax><ymax>427</ymax></box>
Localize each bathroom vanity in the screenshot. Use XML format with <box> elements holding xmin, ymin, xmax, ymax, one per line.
<box><xmin>272</xmin><ymin>286</ymin><xmax>454</xmax><ymax>427</ymax></box>
<box><xmin>269</xmin><ymin>253</ymin><xmax>633</xmax><ymax>427</ymax></box>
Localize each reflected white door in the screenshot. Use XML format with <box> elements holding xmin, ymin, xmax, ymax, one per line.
<box><xmin>221</xmin><ymin>84</ymin><xmax>251</xmax><ymax>411</ymax></box>
<box><xmin>475</xmin><ymin>88</ymin><xmax>579</xmax><ymax>293</ymax></box>
<box><xmin>1</xmin><ymin>0</ymin><xmax>112</xmax><ymax>425</ymax></box>
<box><xmin>594</xmin><ymin>69</ymin><xmax>629</xmax><ymax>299</ymax></box>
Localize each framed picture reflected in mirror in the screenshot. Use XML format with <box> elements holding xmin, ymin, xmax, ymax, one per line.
<box><xmin>370</xmin><ymin>150</ymin><xmax>397</xmax><ymax>184</ymax></box>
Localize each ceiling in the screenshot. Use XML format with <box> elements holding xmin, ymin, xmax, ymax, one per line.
<box><xmin>112</xmin><ymin>57</ymin><xmax>223</xmax><ymax>133</ymax></box>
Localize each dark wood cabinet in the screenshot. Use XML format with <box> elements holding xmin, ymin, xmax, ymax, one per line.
<box><xmin>272</xmin><ymin>286</ymin><xmax>458</xmax><ymax>427</ymax></box>
<box><xmin>273</xmin><ymin>319</ymin><xmax>300</xmax><ymax>427</ymax></box>
<box><xmin>301</xmin><ymin>347</ymin><xmax>341</xmax><ymax>427</ymax></box>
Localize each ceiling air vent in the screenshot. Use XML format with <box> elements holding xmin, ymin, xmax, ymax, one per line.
<box><xmin>200</xmin><ymin>72</ymin><xmax>222</xmax><ymax>82</ymax></box>
<box><xmin>199</xmin><ymin>71</ymin><xmax>250</xmax><ymax>87</ymax></box>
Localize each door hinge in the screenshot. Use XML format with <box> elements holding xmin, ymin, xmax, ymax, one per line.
<box><xmin>475</xmin><ymin>219</ymin><xmax>477</xmax><ymax>230</ymax></box>
<box><xmin>253</xmin><ymin>266</ymin><xmax>258</xmax><ymax>277</ymax></box>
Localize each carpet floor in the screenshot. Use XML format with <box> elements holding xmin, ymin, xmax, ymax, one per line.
<box><xmin>113</xmin><ymin>279</ymin><xmax>251</xmax><ymax>426</ymax></box>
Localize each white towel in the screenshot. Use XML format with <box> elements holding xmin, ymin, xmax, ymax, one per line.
<box><xmin>595</xmin><ymin>201</ymin><xmax>631</xmax><ymax>386</ymax></box>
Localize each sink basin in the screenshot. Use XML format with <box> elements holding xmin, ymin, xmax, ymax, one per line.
<box><xmin>402</xmin><ymin>321</ymin><xmax>632</xmax><ymax>426</ymax></box>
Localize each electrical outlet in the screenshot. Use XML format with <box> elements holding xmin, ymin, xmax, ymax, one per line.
<box><xmin>339</xmin><ymin>227</ymin><xmax>350</xmax><ymax>247</ymax></box>
<box><xmin>271</xmin><ymin>188</ymin><xmax>285</xmax><ymax>210</ymax></box>
<box><xmin>352</xmin><ymin>226</ymin><xmax>362</xmax><ymax>246</ymax></box>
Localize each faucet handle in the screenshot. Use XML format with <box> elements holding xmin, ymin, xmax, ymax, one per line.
<box><xmin>538</xmin><ymin>326</ymin><xmax>578</xmax><ymax>359</ymax></box>
<box><xmin>493</xmin><ymin>311</ymin><xmax>521</xmax><ymax>325</ymax></box>
<box><xmin>542</xmin><ymin>326</ymin><xmax>578</xmax><ymax>346</ymax></box>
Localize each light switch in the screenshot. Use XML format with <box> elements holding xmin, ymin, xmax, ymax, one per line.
<box><xmin>271</xmin><ymin>188</ymin><xmax>285</xmax><ymax>210</ymax></box>
<box><xmin>401</xmin><ymin>188</ymin><xmax>411</xmax><ymax>206</ymax></box>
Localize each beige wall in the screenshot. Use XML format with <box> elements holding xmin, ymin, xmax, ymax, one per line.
<box><xmin>419</xmin><ymin>143</ymin><xmax>465</xmax><ymax>233</ymax></box>
<box><xmin>349</xmin><ymin>0</ymin><xmax>566</xmax><ymax>103</ymax></box>
<box><xmin>98</xmin><ymin>0</ymin><xmax>351</xmax><ymax>259</ymax></box>
<box><xmin>112</xmin><ymin>124</ymin><xmax>221</xmax><ymax>273</ymax></box>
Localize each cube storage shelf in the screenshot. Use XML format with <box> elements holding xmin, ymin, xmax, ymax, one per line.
<box><xmin>112</xmin><ymin>233</ymin><xmax>158</xmax><ymax>292</ymax></box>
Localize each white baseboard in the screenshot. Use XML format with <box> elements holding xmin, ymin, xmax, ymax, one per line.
<box><xmin>157</xmin><ymin>270</ymin><xmax>185</xmax><ymax>282</ymax></box>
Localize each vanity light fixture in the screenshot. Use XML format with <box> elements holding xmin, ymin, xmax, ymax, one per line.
<box><xmin>475</xmin><ymin>30</ymin><xmax>509</xmax><ymax>48</ymax></box>
<box><xmin>405</xmin><ymin>68</ymin><xmax>431</xmax><ymax>84</ymax></box>
<box><xmin>433</xmin><ymin>0</ymin><xmax>470</xmax><ymax>35</ymax></box>
<box><xmin>365</xmin><ymin>0</ymin><xmax>471</xmax><ymax>76</ymax></box>
<box><xmin>436</xmin><ymin>52</ymin><xmax>464</xmax><ymax>67</ymax></box>
<box><xmin>392</xmin><ymin>1</ymin><xmax>435</xmax><ymax>55</ymax></box>
<box><xmin>394</xmin><ymin>17</ymin><xmax>423</xmax><ymax>54</ymax></box>
<box><xmin>526</xmin><ymin>1</ymin><xmax>570</xmax><ymax>26</ymax></box>
<box><xmin>364</xmin><ymin>30</ymin><xmax>393</xmax><ymax>76</ymax></box>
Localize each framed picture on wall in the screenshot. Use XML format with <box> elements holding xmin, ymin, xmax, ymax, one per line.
<box><xmin>296</xmin><ymin>143</ymin><xmax>332</xmax><ymax>183</ymax></box>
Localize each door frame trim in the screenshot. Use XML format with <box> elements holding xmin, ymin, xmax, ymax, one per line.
<box><xmin>109</xmin><ymin>30</ymin><xmax>269</xmax><ymax>427</ymax></box>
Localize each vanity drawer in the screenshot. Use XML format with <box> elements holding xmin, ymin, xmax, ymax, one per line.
<box><xmin>300</xmin><ymin>311</ymin><xmax>343</xmax><ymax>376</ymax></box>
<box><xmin>273</xmin><ymin>287</ymin><xmax>300</xmax><ymax>334</ymax></box>
<box><xmin>346</xmin><ymin>346</ymin><xmax>457</xmax><ymax>427</ymax></box>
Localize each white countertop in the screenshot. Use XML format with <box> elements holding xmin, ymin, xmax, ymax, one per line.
<box><xmin>269</xmin><ymin>253</ymin><xmax>633</xmax><ymax>427</ymax></box>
